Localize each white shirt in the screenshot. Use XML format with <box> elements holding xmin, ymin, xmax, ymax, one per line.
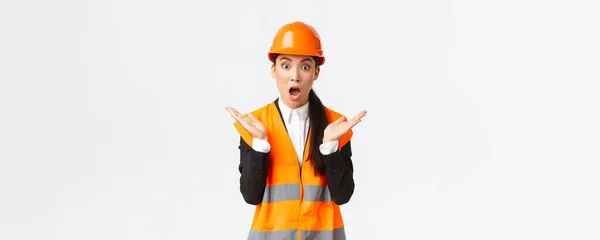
<box><xmin>251</xmin><ymin>98</ymin><xmax>339</xmax><ymax>166</ymax></box>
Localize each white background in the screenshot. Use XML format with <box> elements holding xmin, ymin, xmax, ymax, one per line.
<box><xmin>1</xmin><ymin>0</ymin><xmax>599</xmax><ymax>239</ymax></box>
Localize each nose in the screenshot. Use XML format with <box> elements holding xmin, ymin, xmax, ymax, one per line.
<box><xmin>290</xmin><ymin>68</ymin><xmax>300</xmax><ymax>82</ymax></box>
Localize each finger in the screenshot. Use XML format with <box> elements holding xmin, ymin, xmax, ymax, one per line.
<box><xmin>348</xmin><ymin>111</ymin><xmax>366</xmax><ymax>123</ymax></box>
<box><xmin>333</xmin><ymin>116</ymin><xmax>347</xmax><ymax>124</ymax></box>
<box><xmin>239</xmin><ymin>114</ymin><xmax>252</xmax><ymax>125</ymax></box>
<box><xmin>347</xmin><ymin>111</ymin><xmax>366</xmax><ymax>128</ymax></box>
<box><xmin>247</xmin><ymin>114</ymin><xmax>264</xmax><ymax>131</ymax></box>
<box><xmin>226</xmin><ymin>109</ymin><xmax>242</xmax><ymax>120</ymax></box>
<box><xmin>235</xmin><ymin>116</ymin><xmax>254</xmax><ymax>131</ymax></box>
<box><xmin>247</xmin><ymin>113</ymin><xmax>258</xmax><ymax>122</ymax></box>
<box><xmin>348</xmin><ymin>119</ymin><xmax>362</xmax><ymax>129</ymax></box>
<box><xmin>230</xmin><ymin>113</ymin><xmax>245</xmax><ymax>124</ymax></box>
<box><xmin>234</xmin><ymin>111</ymin><xmax>246</xmax><ymax>120</ymax></box>
<box><xmin>225</xmin><ymin>106</ymin><xmax>240</xmax><ymax>116</ymax></box>
<box><xmin>225</xmin><ymin>106</ymin><xmax>236</xmax><ymax>112</ymax></box>
<box><xmin>246</xmin><ymin>114</ymin><xmax>260</xmax><ymax>127</ymax></box>
<box><xmin>227</xmin><ymin>107</ymin><xmax>248</xmax><ymax>121</ymax></box>
<box><xmin>226</xmin><ymin>106</ymin><xmax>244</xmax><ymax>117</ymax></box>
<box><xmin>352</xmin><ymin>110</ymin><xmax>367</xmax><ymax>120</ymax></box>
<box><xmin>227</xmin><ymin>108</ymin><xmax>250</xmax><ymax>124</ymax></box>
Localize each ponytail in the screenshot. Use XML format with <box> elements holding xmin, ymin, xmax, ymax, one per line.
<box><xmin>272</xmin><ymin>54</ymin><xmax>328</xmax><ymax>175</ymax></box>
<box><xmin>308</xmin><ymin>89</ymin><xmax>328</xmax><ymax>175</ymax></box>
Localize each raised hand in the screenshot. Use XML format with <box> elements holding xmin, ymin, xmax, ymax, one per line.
<box><xmin>323</xmin><ymin>110</ymin><xmax>367</xmax><ymax>142</ymax></box>
<box><xmin>226</xmin><ymin>106</ymin><xmax>267</xmax><ymax>140</ymax></box>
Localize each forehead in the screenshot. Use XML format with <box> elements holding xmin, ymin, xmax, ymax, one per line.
<box><xmin>276</xmin><ymin>54</ymin><xmax>315</xmax><ymax>63</ymax></box>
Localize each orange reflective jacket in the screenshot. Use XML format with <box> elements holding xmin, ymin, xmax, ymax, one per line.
<box><xmin>234</xmin><ymin>101</ymin><xmax>352</xmax><ymax>240</ymax></box>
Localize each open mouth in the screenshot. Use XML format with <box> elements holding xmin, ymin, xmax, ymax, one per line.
<box><xmin>289</xmin><ymin>86</ymin><xmax>301</xmax><ymax>100</ymax></box>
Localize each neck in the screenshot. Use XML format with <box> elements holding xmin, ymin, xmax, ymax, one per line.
<box><xmin>280</xmin><ymin>97</ymin><xmax>308</xmax><ymax>110</ymax></box>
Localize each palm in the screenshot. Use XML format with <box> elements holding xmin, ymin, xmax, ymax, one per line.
<box><xmin>226</xmin><ymin>106</ymin><xmax>267</xmax><ymax>140</ymax></box>
<box><xmin>323</xmin><ymin>110</ymin><xmax>367</xmax><ymax>142</ymax></box>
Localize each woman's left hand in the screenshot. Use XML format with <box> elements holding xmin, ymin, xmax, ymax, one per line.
<box><xmin>323</xmin><ymin>110</ymin><xmax>367</xmax><ymax>142</ymax></box>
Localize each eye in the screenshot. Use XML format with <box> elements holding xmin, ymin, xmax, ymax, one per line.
<box><xmin>301</xmin><ymin>65</ymin><xmax>310</xmax><ymax>70</ymax></box>
<box><xmin>282</xmin><ymin>63</ymin><xmax>290</xmax><ymax>69</ymax></box>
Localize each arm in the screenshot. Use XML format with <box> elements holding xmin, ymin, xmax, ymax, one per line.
<box><xmin>238</xmin><ymin>137</ymin><xmax>269</xmax><ymax>205</ymax></box>
<box><xmin>320</xmin><ymin>140</ymin><xmax>355</xmax><ymax>205</ymax></box>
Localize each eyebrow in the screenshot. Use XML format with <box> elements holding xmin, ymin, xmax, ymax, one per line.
<box><xmin>280</xmin><ymin>57</ymin><xmax>315</xmax><ymax>64</ymax></box>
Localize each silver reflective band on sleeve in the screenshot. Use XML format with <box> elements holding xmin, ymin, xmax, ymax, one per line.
<box><xmin>303</xmin><ymin>185</ymin><xmax>332</xmax><ymax>202</ymax></box>
<box><xmin>262</xmin><ymin>183</ymin><xmax>301</xmax><ymax>202</ymax></box>
<box><xmin>248</xmin><ymin>229</ymin><xmax>298</xmax><ymax>240</ymax></box>
<box><xmin>301</xmin><ymin>227</ymin><xmax>346</xmax><ymax>240</ymax></box>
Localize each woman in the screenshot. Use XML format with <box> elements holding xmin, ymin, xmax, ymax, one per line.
<box><xmin>226</xmin><ymin>21</ymin><xmax>367</xmax><ymax>240</ymax></box>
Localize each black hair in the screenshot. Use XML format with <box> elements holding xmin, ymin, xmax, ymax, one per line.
<box><xmin>272</xmin><ymin>54</ymin><xmax>328</xmax><ymax>175</ymax></box>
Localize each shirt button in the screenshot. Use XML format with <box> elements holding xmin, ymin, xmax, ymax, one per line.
<box><xmin>332</xmin><ymin>168</ymin><xmax>338</xmax><ymax>174</ymax></box>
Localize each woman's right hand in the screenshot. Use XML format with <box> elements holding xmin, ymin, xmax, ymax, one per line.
<box><xmin>226</xmin><ymin>106</ymin><xmax>267</xmax><ymax>140</ymax></box>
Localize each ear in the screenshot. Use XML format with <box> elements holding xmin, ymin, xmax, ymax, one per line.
<box><xmin>314</xmin><ymin>66</ymin><xmax>320</xmax><ymax>81</ymax></box>
<box><xmin>271</xmin><ymin>64</ymin><xmax>275</xmax><ymax>79</ymax></box>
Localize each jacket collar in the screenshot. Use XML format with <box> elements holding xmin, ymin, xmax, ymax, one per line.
<box><xmin>277</xmin><ymin>98</ymin><xmax>309</xmax><ymax>124</ymax></box>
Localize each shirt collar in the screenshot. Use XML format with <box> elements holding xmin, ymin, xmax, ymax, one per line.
<box><xmin>278</xmin><ymin>98</ymin><xmax>309</xmax><ymax>124</ymax></box>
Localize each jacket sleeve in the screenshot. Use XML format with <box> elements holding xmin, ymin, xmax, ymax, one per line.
<box><xmin>238</xmin><ymin>137</ymin><xmax>269</xmax><ymax>205</ymax></box>
<box><xmin>322</xmin><ymin>140</ymin><xmax>355</xmax><ymax>205</ymax></box>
